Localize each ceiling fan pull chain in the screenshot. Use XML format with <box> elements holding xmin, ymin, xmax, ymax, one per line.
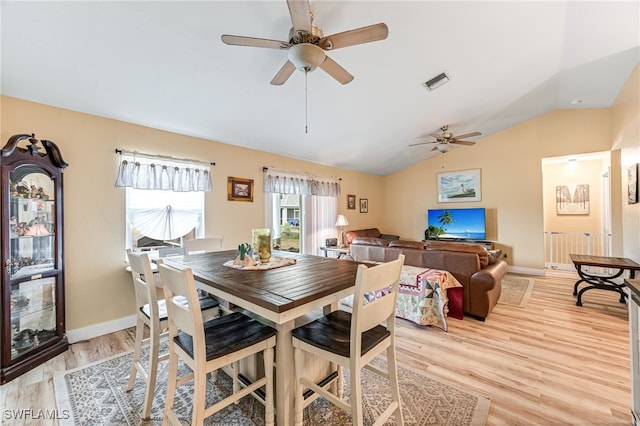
<box><xmin>305</xmin><ymin>69</ymin><xmax>309</xmax><ymax>134</ymax></box>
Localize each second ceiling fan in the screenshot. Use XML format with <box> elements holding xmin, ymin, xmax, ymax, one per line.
<box><xmin>221</xmin><ymin>0</ymin><xmax>388</xmax><ymax>85</ymax></box>
<box><xmin>410</xmin><ymin>125</ymin><xmax>482</xmax><ymax>152</ymax></box>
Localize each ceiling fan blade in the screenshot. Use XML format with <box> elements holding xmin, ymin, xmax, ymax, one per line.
<box><xmin>453</xmin><ymin>131</ymin><xmax>481</xmax><ymax>140</ymax></box>
<box><xmin>287</xmin><ymin>0</ymin><xmax>312</xmax><ymax>33</ymax></box>
<box><xmin>408</xmin><ymin>141</ymin><xmax>436</xmax><ymax>147</ymax></box>
<box><xmin>271</xmin><ymin>61</ymin><xmax>297</xmax><ymax>85</ymax></box>
<box><xmin>221</xmin><ymin>35</ymin><xmax>290</xmax><ymax>49</ymax></box>
<box><xmin>450</xmin><ymin>140</ymin><xmax>476</xmax><ymax>146</ymax></box>
<box><xmin>431</xmin><ymin>146</ymin><xmax>440</xmax><ymax>152</ymax></box>
<box><xmin>319</xmin><ymin>56</ymin><xmax>354</xmax><ymax>84</ymax></box>
<box><xmin>322</xmin><ymin>23</ymin><xmax>389</xmax><ymax>50</ymax></box>
<box><xmin>429</xmin><ymin>133</ymin><xmax>442</xmax><ymax>139</ymax></box>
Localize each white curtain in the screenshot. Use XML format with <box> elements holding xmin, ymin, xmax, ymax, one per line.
<box><xmin>263</xmin><ymin>168</ymin><xmax>339</xmax><ymax>255</ymax></box>
<box><xmin>115</xmin><ymin>152</ymin><xmax>212</xmax><ymax>192</ymax></box>
<box><xmin>263</xmin><ymin>169</ymin><xmax>340</xmax><ymax>196</ymax></box>
<box><xmin>127</xmin><ymin>205</ymin><xmax>201</xmax><ymax>240</ymax></box>
<box><xmin>303</xmin><ymin>195</ymin><xmax>337</xmax><ymax>255</ymax></box>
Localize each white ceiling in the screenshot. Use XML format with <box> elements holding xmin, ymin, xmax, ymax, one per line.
<box><xmin>1</xmin><ymin>1</ymin><xmax>638</xmax><ymax>175</ymax></box>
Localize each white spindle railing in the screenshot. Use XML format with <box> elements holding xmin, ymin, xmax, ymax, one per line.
<box><xmin>545</xmin><ymin>232</ymin><xmax>612</xmax><ymax>272</ymax></box>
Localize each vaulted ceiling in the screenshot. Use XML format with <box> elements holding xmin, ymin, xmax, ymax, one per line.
<box><xmin>2</xmin><ymin>1</ymin><xmax>638</xmax><ymax>175</ymax></box>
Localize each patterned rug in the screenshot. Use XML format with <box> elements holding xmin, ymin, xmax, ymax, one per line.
<box><xmin>54</xmin><ymin>343</ymin><xmax>490</xmax><ymax>426</ymax></box>
<box><xmin>498</xmin><ymin>275</ymin><xmax>535</xmax><ymax>307</ymax></box>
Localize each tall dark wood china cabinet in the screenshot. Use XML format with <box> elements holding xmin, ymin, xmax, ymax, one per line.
<box><xmin>0</xmin><ymin>134</ymin><xmax>68</xmax><ymax>383</ymax></box>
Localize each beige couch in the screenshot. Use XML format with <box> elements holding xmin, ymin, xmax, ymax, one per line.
<box><xmin>349</xmin><ymin>239</ymin><xmax>508</xmax><ymax>320</ymax></box>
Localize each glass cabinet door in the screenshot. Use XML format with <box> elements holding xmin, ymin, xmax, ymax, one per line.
<box><xmin>7</xmin><ymin>168</ymin><xmax>58</xmax><ymax>360</ymax></box>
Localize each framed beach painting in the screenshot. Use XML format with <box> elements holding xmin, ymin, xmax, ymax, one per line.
<box><xmin>437</xmin><ymin>169</ymin><xmax>481</xmax><ymax>203</ymax></box>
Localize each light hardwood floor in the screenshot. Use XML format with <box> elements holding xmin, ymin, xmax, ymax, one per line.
<box><xmin>0</xmin><ymin>272</ymin><xmax>632</xmax><ymax>425</ymax></box>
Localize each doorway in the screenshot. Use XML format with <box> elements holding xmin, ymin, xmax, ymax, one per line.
<box><xmin>541</xmin><ymin>152</ymin><xmax>612</xmax><ymax>271</ymax></box>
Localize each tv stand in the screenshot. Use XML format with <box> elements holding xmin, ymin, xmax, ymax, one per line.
<box><xmin>424</xmin><ymin>238</ymin><xmax>493</xmax><ymax>250</ymax></box>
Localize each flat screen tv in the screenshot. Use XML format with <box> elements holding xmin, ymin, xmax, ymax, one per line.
<box><xmin>426</xmin><ymin>208</ymin><xmax>486</xmax><ymax>241</ymax></box>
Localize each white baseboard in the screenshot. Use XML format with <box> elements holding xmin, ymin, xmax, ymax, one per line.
<box><xmin>66</xmin><ymin>315</ymin><xmax>136</xmax><ymax>344</ymax></box>
<box><xmin>508</xmin><ymin>265</ymin><xmax>546</xmax><ymax>276</ymax></box>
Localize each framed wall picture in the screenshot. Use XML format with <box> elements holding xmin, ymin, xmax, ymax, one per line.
<box><xmin>629</xmin><ymin>164</ymin><xmax>638</xmax><ymax>204</ymax></box>
<box><xmin>347</xmin><ymin>194</ymin><xmax>356</xmax><ymax>210</ymax></box>
<box><xmin>437</xmin><ymin>168</ymin><xmax>481</xmax><ymax>203</ymax></box>
<box><xmin>227</xmin><ymin>177</ymin><xmax>254</xmax><ymax>202</ymax></box>
<box><xmin>556</xmin><ymin>184</ymin><xmax>589</xmax><ymax>215</ymax></box>
<box><xmin>359</xmin><ymin>198</ymin><xmax>368</xmax><ymax>213</ymax></box>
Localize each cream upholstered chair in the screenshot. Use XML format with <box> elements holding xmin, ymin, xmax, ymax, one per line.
<box><xmin>291</xmin><ymin>254</ymin><xmax>405</xmax><ymax>426</ymax></box>
<box><xmin>157</xmin><ymin>260</ymin><xmax>277</xmax><ymax>426</ymax></box>
<box><xmin>125</xmin><ymin>250</ymin><xmax>219</xmax><ymax>419</ymax></box>
<box><xmin>184</xmin><ymin>236</ymin><xmax>223</xmax><ymax>254</ymax></box>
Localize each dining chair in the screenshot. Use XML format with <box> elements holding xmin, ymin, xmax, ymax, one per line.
<box><xmin>158</xmin><ymin>246</ymin><xmax>184</xmax><ymax>257</ymax></box>
<box><xmin>157</xmin><ymin>260</ymin><xmax>277</xmax><ymax>426</ymax></box>
<box><xmin>291</xmin><ymin>254</ymin><xmax>405</xmax><ymax>426</ymax></box>
<box><xmin>125</xmin><ymin>250</ymin><xmax>220</xmax><ymax>420</ymax></box>
<box><xmin>184</xmin><ymin>236</ymin><xmax>224</xmax><ymax>254</ymax></box>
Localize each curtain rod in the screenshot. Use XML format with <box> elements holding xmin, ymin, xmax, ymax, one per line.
<box><xmin>262</xmin><ymin>166</ymin><xmax>341</xmax><ymax>181</ymax></box>
<box><xmin>115</xmin><ymin>149</ymin><xmax>215</xmax><ymax>166</ymax></box>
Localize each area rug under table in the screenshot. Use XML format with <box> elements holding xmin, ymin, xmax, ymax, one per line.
<box><xmin>54</xmin><ymin>345</ymin><xmax>490</xmax><ymax>426</ymax></box>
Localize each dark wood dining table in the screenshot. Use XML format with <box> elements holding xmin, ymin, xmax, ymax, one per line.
<box><xmin>162</xmin><ymin>249</ymin><xmax>363</xmax><ymax>425</ymax></box>
<box><xmin>570</xmin><ymin>253</ymin><xmax>640</xmax><ymax>306</ymax></box>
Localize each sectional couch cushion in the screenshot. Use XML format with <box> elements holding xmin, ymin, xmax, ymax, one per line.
<box><xmin>343</xmin><ymin>228</ymin><xmax>399</xmax><ymax>247</ymax></box>
<box><xmin>389</xmin><ymin>240</ymin><xmax>425</xmax><ymax>250</ymax></box>
<box><xmin>425</xmin><ymin>241</ymin><xmax>490</xmax><ymax>268</ymax></box>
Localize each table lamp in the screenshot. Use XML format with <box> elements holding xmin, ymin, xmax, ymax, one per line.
<box><xmin>335</xmin><ymin>214</ymin><xmax>349</xmax><ymax>248</ymax></box>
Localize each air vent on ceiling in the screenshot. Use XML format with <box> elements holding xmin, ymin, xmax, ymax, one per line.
<box><xmin>423</xmin><ymin>72</ymin><xmax>450</xmax><ymax>91</ymax></box>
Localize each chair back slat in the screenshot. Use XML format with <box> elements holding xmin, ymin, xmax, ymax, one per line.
<box><xmin>158</xmin><ymin>261</ymin><xmax>203</xmax><ymax>338</ymax></box>
<box><xmin>127</xmin><ymin>250</ymin><xmax>160</xmax><ymax>318</ymax></box>
<box><xmin>351</xmin><ymin>255</ymin><xmax>404</xmax><ymax>349</ymax></box>
<box><xmin>184</xmin><ymin>237</ymin><xmax>224</xmax><ymax>254</ymax></box>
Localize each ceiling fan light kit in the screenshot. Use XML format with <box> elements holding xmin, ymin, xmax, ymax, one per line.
<box><xmin>288</xmin><ymin>43</ymin><xmax>326</xmax><ymax>72</ymax></box>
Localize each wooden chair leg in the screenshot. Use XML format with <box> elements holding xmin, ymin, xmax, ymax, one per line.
<box><xmin>127</xmin><ymin>318</ymin><xmax>145</xmax><ymax>391</ymax></box>
<box><xmin>232</xmin><ymin>360</ymin><xmax>240</xmax><ymax>403</ymax></box>
<box><xmin>350</xmin><ymin>367</ymin><xmax>363</xmax><ymax>426</ymax></box>
<box><xmin>141</xmin><ymin>324</ymin><xmax>160</xmax><ymax>419</ymax></box>
<box><xmin>163</xmin><ymin>350</ymin><xmax>179</xmax><ymax>426</ymax></box>
<box><xmin>337</xmin><ymin>364</ymin><xmax>344</xmax><ymax>399</ymax></box>
<box><xmin>264</xmin><ymin>347</ymin><xmax>275</xmax><ymax>426</ymax></box>
<box><xmin>387</xmin><ymin>346</ymin><xmax>404</xmax><ymax>425</ymax></box>
<box><xmin>192</xmin><ymin>363</ymin><xmax>207</xmax><ymax>425</ymax></box>
<box><xmin>294</xmin><ymin>347</ymin><xmax>305</xmax><ymax>426</ymax></box>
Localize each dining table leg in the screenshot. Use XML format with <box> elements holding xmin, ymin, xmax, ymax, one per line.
<box><xmin>275</xmin><ymin>320</ymin><xmax>295</xmax><ymax>425</ymax></box>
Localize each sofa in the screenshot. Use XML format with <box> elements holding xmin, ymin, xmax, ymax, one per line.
<box><xmin>342</xmin><ymin>228</ymin><xmax>399</xmax><ymax>247</ymax></box>
<box><xmin>349</xmin><ymin>238</ymin><xmax>508</xmax><ymax>320</ymax></box>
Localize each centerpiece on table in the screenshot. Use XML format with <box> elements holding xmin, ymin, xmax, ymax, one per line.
<box><xmin>232</xmin><ymin>242</ymin><xmax>257</xmax><ymax>267</ymax></box>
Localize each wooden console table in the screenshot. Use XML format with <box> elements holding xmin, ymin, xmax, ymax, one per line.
<box><xmin>570</xmin><ymin>254</ymin><xmax>640</xmax><ymax>306</ymax></box>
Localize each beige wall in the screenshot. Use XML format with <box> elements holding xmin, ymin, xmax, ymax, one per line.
<box><xmin>611</xmin><ymin>64</ymin><xmax>640</xmax><ymax>261</ymax></box>
<box><xmin>382</xmin><ymin>109</ymin><xmax>613</xmax><ymax>270</ymax></box>
<box><xmin>0</xmin><ymin>96</ymin><xmax>383</xmax><ymax>331</ymax></box>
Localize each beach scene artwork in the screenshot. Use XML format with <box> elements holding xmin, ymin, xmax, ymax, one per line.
<box><xmin>437</xmin><ymin>169</ymin><xmax>481</xmax><ymax>203</ymax></box>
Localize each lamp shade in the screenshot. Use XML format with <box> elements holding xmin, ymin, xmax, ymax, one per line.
<box><xmin>335</xmin><ymin>214</ymin><xmax>349</xmax><ymax>227</ymax></box>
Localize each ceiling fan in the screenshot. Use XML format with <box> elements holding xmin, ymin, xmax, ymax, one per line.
<box><xmin>409</xmin><ymin>125</ymin><xmax>482</xmax><ymax>153</ymax></box>
<box><xmin>221</xmin><ymin>0</ymin><xmax>388</xmax><ymax>85</ymax></box>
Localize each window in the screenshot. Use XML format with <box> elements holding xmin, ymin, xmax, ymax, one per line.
<box><xmin>115</xmin><ymin>150</ymin><xmax>212</xmax><ymax>253</ymax></box>
<box><xmin>125</xmin><ymin>187</ymin><xmax>204</xmax><ymax>251</ymax></box>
